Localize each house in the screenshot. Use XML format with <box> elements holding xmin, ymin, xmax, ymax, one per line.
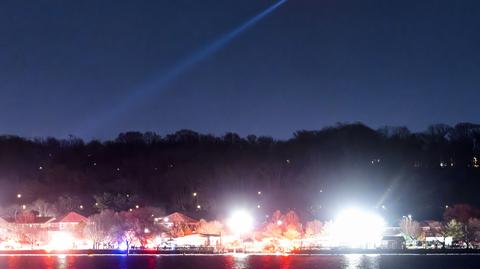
<box><xmin>46</xmin><ymin>211</ymin><xmax>88</xmax><ymax>231</ymax></box>
<box><xmin>158</xmin><ymin>212</ymin><xmax>199</xmax><ymax>227</ymax></box>
<box><xmin>5</xmin><ymin>211</ymin><xmax>88</xmax><ymax>230</ymax></box>
<box><xmin>5</xmin><ymin>216</ymin><xmax>54</xmax><ymax>229</ymax></box>
<box><xmin>156</xmin><ymin>212</ymin><xmax>199</xmax><ymax>237</ymax></box>
<box><xmin>162</xmin><ymin>212</ymin><xmax>198</xmax><ymax>224</ymax></box>
<box><xmin>2</xmin><ymin>211</ymin><xmax>89</xmax><ymax>249</ymax></box>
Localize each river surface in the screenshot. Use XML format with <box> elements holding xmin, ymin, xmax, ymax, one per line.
<box><xmin>0</xmin><ymin>254</ymin><xmax>479</xmax><ymax>269</ymax></box>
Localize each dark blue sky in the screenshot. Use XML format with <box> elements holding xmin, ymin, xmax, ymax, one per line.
<box><xmin>1</xmin><ymin>0</ymin><xmax>479</xmax><ymax>140</ymax></box>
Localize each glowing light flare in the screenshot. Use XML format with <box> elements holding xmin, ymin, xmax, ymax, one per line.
<box><xmin>119</xmin><ymin>241</ymin><xmax>128</xmax><ymax>251</ymax></box>
<box><xmin>46</xmin><ymin>232</ymin><xmax>74</xmax><ymax>251</ymax></box>
<box><xmin>154</xmin><ymin>236</ymin><xmax>163</xmax><ymax>245</ymax></box>
<box><xmin>227</xmin><ymin>210</ymin><xmax>254</xmax><ymax>235</ymax></box>
<box><xmin>332</xmin><ymin>208</ymin><xmax>385</xmax><ymax>249</ymax></box>
<box><xmin>279</xmin><ymin>239</ymin><xmax>293</xmax><ymax>251</ymax></box>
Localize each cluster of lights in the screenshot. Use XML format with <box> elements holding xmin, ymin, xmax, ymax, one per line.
<box><xmin>154</xmin><ymin>217</ymin><xmax>168</xmax><ymax>222</ymax></box>
<box><xmin>8</xmin><ymin>187</ymin><xmax>395</xmax><ymax>252</ymax></box>
<box><xmin>1</xmin><ymin>204</ymin><xmax>395</xmax><ymax>252</ymax></box>
<box><xmin>440</xmin><ymin>161</ymin><xmax>454</xmax><ymax>168</ymax></box>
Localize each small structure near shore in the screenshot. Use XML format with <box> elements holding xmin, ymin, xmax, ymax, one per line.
<box><xmin>381</xmin><ymin>235</ymin><xmax>405</xmax><ymax>250</ymax></box>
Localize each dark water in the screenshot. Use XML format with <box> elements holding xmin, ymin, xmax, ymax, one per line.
<box><xmin>0</xmin><ymin>254</ymin><xmax>479</xmax><ymax>269</ymax></box>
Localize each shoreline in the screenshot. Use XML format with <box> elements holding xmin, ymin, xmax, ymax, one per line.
<box><xmin>1</xmin><ymin>249</ymin><xmax>480</xmax><ymax>256</ymax></box>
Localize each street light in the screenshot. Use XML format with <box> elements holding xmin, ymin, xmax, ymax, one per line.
<box><xmin>16</xmin><ymin>193</ymin><xmax>22</xmax><ymax>199</ymax></box>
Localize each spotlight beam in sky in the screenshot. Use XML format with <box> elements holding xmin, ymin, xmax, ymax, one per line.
<box><xmin>76</xmin><ymin>0</ymin><xmax>288</xmax><ymax>138</ymax></box>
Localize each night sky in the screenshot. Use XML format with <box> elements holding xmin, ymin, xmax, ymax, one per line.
<box><xmin>1</xmin><ymin>0</ymin><xmax>479</xmax><ymax>140</ymax></box>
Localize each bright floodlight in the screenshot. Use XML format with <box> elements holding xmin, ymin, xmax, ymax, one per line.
<box><xmin>227</xmin><ymin>210</ymin><xmax>254</xmax><ymax>235</ymax></box>
<box><xmin>46</xmin><ymin>232</ymin><xmax>74</xmax><ymax>251</ymax></box>
<box><xmin>332</xmin><ymin>208</ymin><xmax>385</xmax><ymax>249</ymax></box>
<box><xmin>119</xmin><ymin>241</ymin><xmax>128</xmax><ymax>251</ymax></box>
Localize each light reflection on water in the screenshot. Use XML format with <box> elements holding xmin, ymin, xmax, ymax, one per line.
<box><xmin>57</xmin><ymin>255</ymin><xmax>67</xmax><ymax>269</ymax></box>
<box><xmin>232</xmin><ymin>254</ymin><xmax>248</xmax><ymax>269</ymax></box>
<box><xmin>342</xmin><ymin>254</ymin><xmax>379</xmax><ymax>269</ymax></box>
<box><xmin>0</xmin><ymin>254</ymin><xmax>478</xmax><ymax>269</ymax></box>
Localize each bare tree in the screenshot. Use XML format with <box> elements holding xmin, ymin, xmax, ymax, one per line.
<box><xmin>84</xmin><ymin>210</ymin><xmax>121</xmax><ymax>249</ymax></box>
<box><xmin>399</xmin><ymin>217</ymin><xmax>422</xmax><ymax>242</ymax></box>
<box><xmin>54</xmin><ymin>195</ymin><xmax>81</xmax><ymax>215</ymax></box>
<box><xmin>30</xmin><ymin>199</ymin><xmax>55</xmax><ymax>217</ymax></box>
<box><xmin>465</xmin><ymin>218</ymin><xmax>480</xmax><ymax>249</ymax></box>
<box><xmin>197</xmin><ymin>219</ymin><xmax>224</xmax><ymax>235</ymax></box>
<box><xmin>305</xmin><ymin>220</ymin><xmax>323</xmax><ymax>238</ymax></box>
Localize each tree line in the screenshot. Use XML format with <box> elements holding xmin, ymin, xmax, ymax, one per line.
<box><xmin>0</xmin><ymin>122</ymin><xmax>479</xmax><ymax>220</ymax></box>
